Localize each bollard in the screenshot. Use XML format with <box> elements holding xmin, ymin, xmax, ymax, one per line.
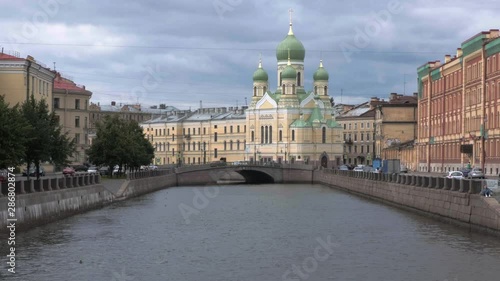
<box><xmin>19</xmin><ymin>180</ymin><xmax>26</xmax><ymax>194</ymax></box>
<box><xmin>427</xmin><ymin>176</ymin><xmax>433</xmax><ymax>188</ymax></box>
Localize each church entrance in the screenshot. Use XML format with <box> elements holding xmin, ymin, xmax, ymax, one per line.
<box><xmin>320</xmin><ymin>155</ymin><xmax>328</xmax><ymax>168</ymax></box>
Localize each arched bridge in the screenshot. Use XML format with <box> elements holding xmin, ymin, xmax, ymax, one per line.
<box><xmin>175</xmin><ymin>164</ymin><xmax>314</xmax><ymax>186</ymax></box>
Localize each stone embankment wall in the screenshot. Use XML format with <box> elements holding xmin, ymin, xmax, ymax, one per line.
<box><xmin>314</xmin><ymin>169</ymin><xmax>500</xmax><ymax>235</ymax></box>
<box><xmin>0</xmin><ymin>170</ymin><xmax>177</xmax><ymax>234</ymax></box>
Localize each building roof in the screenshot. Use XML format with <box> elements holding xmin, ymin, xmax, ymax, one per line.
<box><xmin>53</xmin><ymin>72</ymin><xmax>91</xmax><ymax>94</ymax></box>
<box><xmin>0</xmin><ymin>53</ymin><xmax>24</xmax><ymax>61</ymax></box>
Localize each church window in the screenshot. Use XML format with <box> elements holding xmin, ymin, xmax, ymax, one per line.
<box><xmin>280</xmin><ymin>72</ymin><xmax>282</xmax><ymax>85</ymax></box>
<box><xmin>322</xmin><ymin>127</ymin><xmax>326</xmax><ymax>143</ymax></box>
<box><xmin>292</xmin><ymin>85</ymin><xmax>295</xmax><ymax>95</ymax></box>
<box><xmin>324</xmin><ymin>86</ymin><xmax>328</xmax><ymax>95</ymax></box>
<box><xmin>263</xmin><ymin>86</ymin><xmax>267</xmax><ymax>93</ymax></box>
<box><xmin>282</xmin><ymin>85</ymin><xmax>285</xmax><ymax>95</ymax></box>
<box><xmin>253</xmin><ymin>87</ymin><xmax>257</xmax><ymax>96</ymax></box>
<box><xmin>314</xmin><ymin>86</ymin><xmax>317</xmax><ymax>95</ymax></box>
<box><xmin>297</xmin><ymin>72</ymin><xmax>301</xmax><ymax>86</ymax></box>
<box><xmin>261</xmin><ymin>126</ymin><xmax>264</xmax><ymax>143</ymax></box>
<box><xmin>265</xmin><ymin>126</ymin><xmax>269</xmax><ymax>143</ymax></box>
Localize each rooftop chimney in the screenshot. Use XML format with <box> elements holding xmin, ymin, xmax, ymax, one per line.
<box><xmin>490</xmin><ymin>29</ymin><xmax>500</xmax><ymax>38</ymax></box>
<box><xmin>390</xmin><ymin>93</ymin><xmax>397</xmax><ymax>100</ymax></box>
<box><xmin>111</xmin><ymin>101</ymin><xmax>116</xmax><ymax>106</ymax></box>
<box><xmin>444</xmin><ymin>54</ymin><xmax>451</xmax><ymax>63</ymax></box>
<box><xmin>456</xmin><ymin>48</ymin><xmax>463</xmax><ymax>57</ymax></box>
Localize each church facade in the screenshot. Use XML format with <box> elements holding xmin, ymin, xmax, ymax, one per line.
<box><xmin>246</xmin><ymin>17</ymin><xmax>343</xmax><ymax>166</ymax></box>
<box><xmin>141</xmin><ymin>17</ymin><xmax>344</xmax><ymax>168</ymax></box>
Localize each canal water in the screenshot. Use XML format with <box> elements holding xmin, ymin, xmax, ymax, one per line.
<box><xmin>2</xmin><ymin>183</ymin><xmax>500</xmax><ymax>281</ymax></box>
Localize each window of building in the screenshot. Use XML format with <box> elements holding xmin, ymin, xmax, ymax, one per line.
<box><xmin>251</xmin><ymin>131</ymin><xmax>255</xmax><ymax>142</ymax></box>
<box><xmin>230</xmin><ymin>126</ymin><xmax>233</xmax><ymax>133</ymax></box>
<box><xmin>224</xmin><ymin>126</ymin><xmax>227</xmax><ymax>134</ymax></box>
<box><xmin>237</xmin><ymin>140</ymin><xmax>240</xmax><ymax>150</ymax></box>
<box><xmin>75</xmin><ymin>133</ymin><xmax>80</xmax><ymax>144</ymax></box>
<box><xmin>214</xmin><ymin>148</ymin><xmax>218</xmax><ymax>158</ymax></box>
<box><xmin>188</xmin><ymin>128</ymin><xmax>191</xmax><ymax>135</ymax></box>
<box><xmin>75</xmin><ymin>99</ymin><xmax>80</xmax><ymax>110</ymax></box>
<box><xmin>230</xmin><ymin>141</ymin><xmax>233</xmax><ymax>150</ymax></box>
<box><xmin>354</xmin><ymin>123</ymin><xmax>357</xmax><ymax>130</ymax></box>
<box><xmin>198</xmin><ymin>128</ymin><xmax>201</xmax><ymax>135</ymax></box>
<box><xmin>54</xmin><ymin>115</ymin><xmax>60</xmax><ymax>124</ymax></box>
<box><xmin>54</xmin><ymin>98</ymin><xmax>60</xmax><ymax>109</ymax></box>
<box><xmin>204</xmin><ymin>128</ymin><xmax>206</xmax><ymax>134</ymax></box>
<box><xmin>292</xmin><ymin>130</ymin><xmax>295</xmax><ymax>141</ymax></box>
<box><xmin>354</xmin><ymin>134</ymin><xmax>357</xmax><ymax>141</ymax></box>
<box><xmin>75</xmin><ymin>116</ymin><xmax>80</xmax><ymax>128</ymax></box>
<box><xmin>214</xmin><ymin>125</ymin><xmax>218</xmax><ymax>129</ymax></box>
<box><xmin>269</xmin><ymin>126</ymin><xmax>272</xmax><ymax>143</ymax></box>
<box><xmin>297</xmin><ymin>72</ymin><xmax>301</xmax><ymax>86</ymax></box>
<box><xmin>348</xmin><ymin>123</ymin><xmax>351</xmax><ymax>130</ymax></box>
<box><xmin>279</xmin><ymin>130</ymin><xmax>282</xmax><ymax>142</ymax></box>
<box><xmin>224</xmin><ymin>141</ymin><xmax>227</xmax><ymax>150</ymax></box>
<box><xmin>261</xmin><ymin>126</ymin><xmax>264</xmax><ymax>143</ymax></box>
<box><xmin>361</xmin><ymin>134</ymin><xmax>364</xmax><ymax>141</ymax></box>
<box><xmin>237</xmin><ymin>125</ymin><xmax>240</xmax><ymax>133</ymax></box>
<box><xmin>322</xmin><ymin>127</ymin><xmax>326</xmax><ymax>143</ymax></box>
<box><xmin>244</xmin><ymin>125</ymin><xmax>246</xmax><ymax>132</ymax></box>
<box><xmin>361</xmin><ymin>123</ymin><xmax>364</xmax><ymax>129</ymax></box>
<box><xmin>214</xmin><ymin>132</ymin><xmax>218</xmax><ymax>142</ymax></box>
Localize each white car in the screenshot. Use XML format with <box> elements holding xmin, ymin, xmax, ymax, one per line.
<box><xmin>87</xmin><ymin>166</ymin><xmax>98</xmax><ymax>174</ymax></box>
<box><xmin>353</xmin><ymin>166</ymin><xmax>364</xmax><ymax>172</ymax></box>
<box><xmin>446</xmin><ymin>171</ymin><xmax>464</xmax><ymax>179</ymax></box>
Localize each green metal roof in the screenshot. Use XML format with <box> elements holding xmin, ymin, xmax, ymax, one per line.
<box><xmin>253</xmin><ymin>67</ymin><xmax>268</xmax><ymax>82</ymax></box>
<box><xmin>431</xmin><ymin>68</ymin><xmax>441</xmax><ymax>81</ymax></box>
<box><xmin>307</xmin><ymin>107</ymin><xmax>324</xmax><ymax>123</ymax></box>
<box><xmin>282</xmin><ymin>65</ymin><xmax>297</xmax><ymax>79</ymax></box>
<box><xmin>290</xmin><ymin>118</ymin><xmax>311</xmax><ymax>128</ymax></box>
<box><xmin>276</xmin><ymin>34</ymin><xmax>305</xmax><ymax>61</ymax></box>
<box><xmin>313</xmin><ymin>66</ymin><xmax>329</xmax><ymax>81</ymax></box>
<box><xmin>486</xmin><ymin>37</ymin><xmax>500</xmax><ymax>57</ymax></box>
<box><xmin>462</xmin><ymin>33</ymin><xmax>486</xmax><ymax>57</ymax></box>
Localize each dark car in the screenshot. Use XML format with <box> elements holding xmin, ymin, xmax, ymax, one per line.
<box><xmin>99</xmin><ymin>166</ymin><xmax>110</xmax><ymax>176</ymax></box>
<box><xmin>468</xmin><ymin>168</ymin><xmax>485</xmax><ymax>179</ymax></box>
<box><xmin>72</xmin><ymin>165</ymin><xmax>88</xmax><ymax>172</ymax></box>
<box><xmin>460</xmin><ymin>168</ymin><xmax>471</xmax><ymax>177</ymax></box>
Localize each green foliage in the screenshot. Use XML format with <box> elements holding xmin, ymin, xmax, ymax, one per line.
<box><xmin>87</xmin><ymin>115</ymin><xmax>154</xmax><ymax>173</ymax></box>
<box><xmin>20</xmin><ymin>95</ymin><xmax>75</xmax><ymax>179</ymax></box>
<box><xmin>0</xmin><ymin>96</ymin><xmax>31</xmax><ymax>168</ymax></box>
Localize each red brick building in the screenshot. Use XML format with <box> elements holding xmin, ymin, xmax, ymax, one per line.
<box><xmin>417</xmin><ymin>29</ymin><xmax>500</xmax><ymax>175</ymax></box>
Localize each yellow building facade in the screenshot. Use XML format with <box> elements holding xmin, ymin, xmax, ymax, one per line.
<box><xmin>0</xmin><ymin>52</ymin><xmax>55</xmax><ymax>110</ymax></box>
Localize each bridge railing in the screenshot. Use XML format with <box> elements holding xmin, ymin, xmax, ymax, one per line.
<box><xmin>127</xmin><ymin>168</ymin><xmax>175</xmax><ymax>180</ymax></box>
<box><xmin>322</xmin><ymin>168</ymin><xmax>484</xmax><ymax>194</ymax></box>
<box><xmin>0</xmin><ymin>173</ymin><xmax>101</xmax><ymax>196</ymax></box>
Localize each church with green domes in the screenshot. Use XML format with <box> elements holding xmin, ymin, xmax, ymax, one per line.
<box><xmin>246</xmin><ymin>14</ymin><xmax>344</xmax><ymax>167</ymax></box>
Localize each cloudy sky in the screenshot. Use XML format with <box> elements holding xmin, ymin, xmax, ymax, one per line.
<box><xmin>0</xmin><ymin>0</ymin><xmax>498</xmax><ymax>109</ymax></box>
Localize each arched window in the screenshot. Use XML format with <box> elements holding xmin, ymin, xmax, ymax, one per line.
<box><xmin>324</xmin><ymin>86</ymin><xmax>328</xmax><ymax>96</ymax></box>
<box><xmin>263</xmin><ymin>86</ymin><xmax>267</xmax><ymax>93</ymax></box>
<box><xmin>322</xmin><ymin>127</ymin><xmax>326</xmax><ymax>143</ymax></box>
<box><xmin>265</xmin><ymin>126</ymin><xmax>269</xmax><ymax>143</ymax></box>
<box><xmin>282</xmin><ymin>84</ymin><xmax>285</xmax><ymax>95</ymax></box>
<box><xmin>279</xmin><ymin>72</ymin><xmax>282</xmax><ymax>86</ymax></box>
<box><xmin>297</xmin><ymin>72</ymin><xmax>301</xmax><ymax>86</ymax></box>
<box><xmin>279</xmin><ymin>130</ymin><xmax>283</xmax><ymax>142</ymax></box>
<box><xmin>253</xmin><ymin>86</ymin><xmax>257</xmax><ymax>96</ymax></box>
<box><xmin>292</xmin><ymin>84</ymin><xmax>295</xmax><ymax>95</ymax></box>
<box><xmin>261</xmin><ymin>126</ymin><xmax>264</xmax><ymax>143</ymax></box>
<box><xmin>251</xmin><ymin>131</ymin><xmax>255</xmax><ymax>142</ymax></box>
<box><xmin>314</xmin><ymin>85</ymin><xmax>317</xmax><ymax>95</ymax></box>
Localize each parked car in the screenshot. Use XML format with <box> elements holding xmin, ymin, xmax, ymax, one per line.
<box><xmin>353</xmin><ymin>166</ymin><xmax>364</xmax><ymax>172</ymax></box>
<box><xmin>99</xmin><ymin>166</ymin><xmax>110</xmax><ymax>176</ymax></box>
<box><xmin>468</xmin><ymin>168</ymin><xmax>485</xmax><ymax>179</ymax></box>
<box><xmin>338</xmin><ymin>165</ymin><xmax>349</xmax><ymax>171</ymax></box>
<box><xmin>148</xmin><ymin>165</ymin><xmax>158</xmax><ymax>170</ymax></box>
<box><xmin>446</xmin><ymin>171</ymin><xmax>464</xmax><ymax>179</ymax></box>
<box><xmin>23</xmin><ymin>167</ymin><xmax>45</xmax><ymax>177</ymax></box>
<box><xmin>87</xmin><ymin>166</ymin><xmax>98</xmax><ymax>174</ymax></box>
<box><xmin>400</xmin><ymin>165</ymin><xmax>408</xmax><ymax>173</ymax></box>
<box><xmin>72</xmin><ymin>165</ymin><xmax>88</xmax><ymax>172</ymax></box>
<box><xmin>460</xmin><ymin>168</ymin><xmax>471</xmax><ymax>177</ymax></box>
<box><xmin>63</xmin><ymin>166</ymin><xmax>75</xmax><ymax>176</ymax></box>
